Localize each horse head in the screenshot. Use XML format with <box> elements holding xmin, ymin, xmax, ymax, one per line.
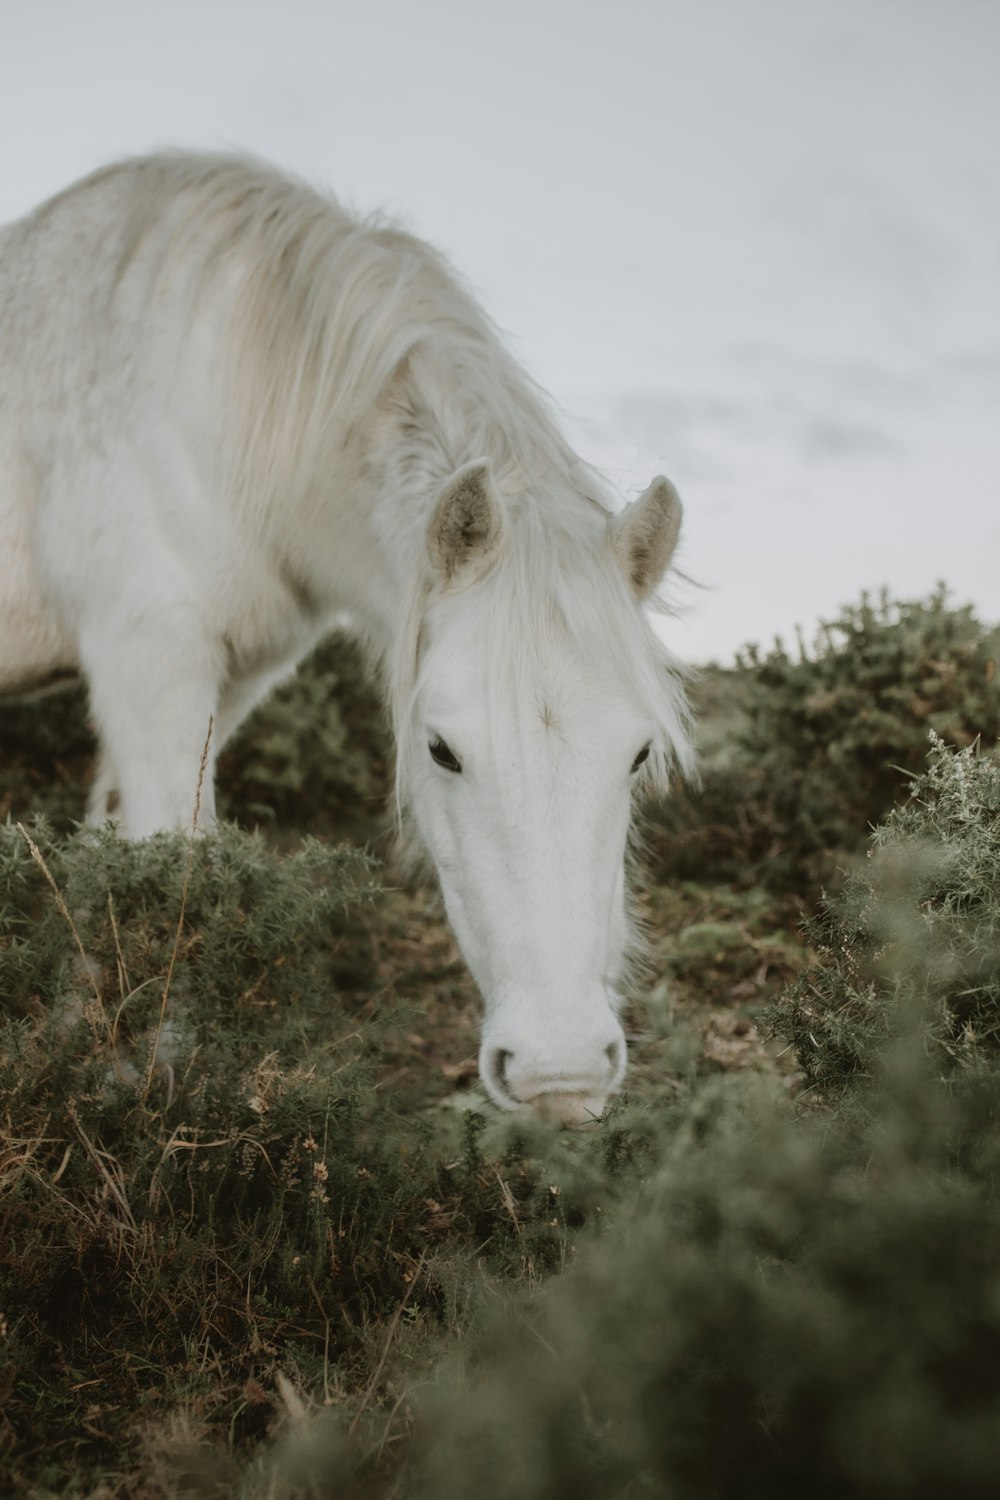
<box><xmin>397</xmin><ymin>460</ymin><xmax>688</xmax><ymax>1124</ymax></box>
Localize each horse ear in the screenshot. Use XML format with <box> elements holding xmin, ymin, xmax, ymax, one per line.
<box><xmin>428</xmin><ymin>460</ymin><xmax>505</xmax><ymax>583</ymax></box>
<box><xmin>610</xmin><ymin>475</ymin><xmax>683</xmax><ymax>600</ymax></box>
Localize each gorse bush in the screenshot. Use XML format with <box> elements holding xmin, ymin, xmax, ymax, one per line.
<box><xmin>0</xmin><ymin>818</ymin><xmax>381</xmax><ymax>1024</ymax></box>
<box><xmin>0</xmin><ymin>822</ymin><xmax>390</xmax><ymax>1484</ymax></box>
<box><xmin>396</xmin><ymin>1070</ymin><xmax>1000</xmax><ymax>1500</ymax></box>
<box><xmin>764</xmin><ymin>734</ymin><xmax>1000</xmax><ymax>1093</ymax></box>
<box><xmin>217</xmin><ymin>633</ymin><xmax>390</xmax><ymax>836</ymax></box>
<box><xmin>3</xmin><ymin>593</ymin><xmax>1000</xmax><ymax>1498</ymax></box>
<box><xmin>0</xmin><ymin>821</ymin><xmax>671</xmax><ymax>1496</ymax></box>
<box><xmin>651</xmin><ymin>588</ymin><xmax>1000</xmax><ymax>894</ymax></box>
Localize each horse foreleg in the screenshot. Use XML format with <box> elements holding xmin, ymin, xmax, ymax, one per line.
<box><xmin>80</xmin><ymin>611</ymin><xmax>223</xmax><ymax>839</ymax></box>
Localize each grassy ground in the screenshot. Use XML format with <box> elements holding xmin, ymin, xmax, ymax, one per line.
<box><xmin>2</xmin><ymin>617</ymin><xmax>997</xmax><ymax>1498</ymax></box>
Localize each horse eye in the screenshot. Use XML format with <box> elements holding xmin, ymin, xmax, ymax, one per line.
<box><xmin>429</xmin><ymin>736</ymin><xmax>462</xmax><ymax>773</ymax></box>
<box><xmin>630</xmin><ymin>742</ymin><xmax>651</xmax><ymax>774</ymax></box>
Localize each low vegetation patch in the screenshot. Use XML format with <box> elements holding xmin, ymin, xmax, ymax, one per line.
<box><xmin>1</xmin><ymin>594</ymin><xmax>999</xmax><ymax>1497</ymax></box>
<box><xmin>764</xmin><ymin>733</ymin><xmax>1000</xmax><ymax>1093</ymax></box>
<box><xmin>0</xmin><ymin>823</ymin><xmax>680</xmax><ymax>1494</ymax></box>
<box><xmin>649</xmin><ymin>587</ymin><xmax>1000</xmax><ymax>896</ymax></box>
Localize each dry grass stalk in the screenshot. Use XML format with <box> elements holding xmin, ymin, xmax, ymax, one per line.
<box><xmin>16</xmin><ymin>820</ymin><xmax>112</xmax><ymax>1048</ymax></box>
<box><xmin>349</xmin><ymin>1249</ymin><xmax>428</xmax><ymax>1437</ymax></box>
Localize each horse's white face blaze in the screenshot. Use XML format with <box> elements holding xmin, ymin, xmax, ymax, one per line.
<box><xmin>409</xmin><ymin>592</ymin><xmax>653</xmax><ymax>1124</ymax></box>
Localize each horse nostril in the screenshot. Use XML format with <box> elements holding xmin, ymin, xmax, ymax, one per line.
<box><xmin>605</xmin><ymin>1039</ymin><xmax>625</xmax><ymax>1078</ymax></box>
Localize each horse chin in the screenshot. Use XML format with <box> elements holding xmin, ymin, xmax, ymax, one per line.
<box><xmin>525</xmin><ymin>1090</ymin><xmax>611</xmax><ymax>1127</ymax></box>
<box><xmin>485</xmin><ymin>1085</ymin><xmax>612</xmax><ymax>1127</ymax></box>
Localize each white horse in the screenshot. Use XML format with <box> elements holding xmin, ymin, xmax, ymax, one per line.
<box><xmin>0</xmin><ymin>154</ymin><xmax>692</xmax><ymax>1123</ymax></box>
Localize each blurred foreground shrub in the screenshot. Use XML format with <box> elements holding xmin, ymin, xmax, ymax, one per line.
<box><xmin>397</xmin><ymin>1068</ymin><xmax>1000</xmax><ymax>1500</ymax></box>
<box><xmin>650</xmin><ymin>587</ymin><xmax>999</xmax><ymax>894</ymax></box>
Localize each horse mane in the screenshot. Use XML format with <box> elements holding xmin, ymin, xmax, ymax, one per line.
<box><xmin>76</xmin><ymin>151</ymin><xmax>596</xmax><ymax>516</ymax></box>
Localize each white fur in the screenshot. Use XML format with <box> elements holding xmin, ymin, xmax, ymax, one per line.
<box><xmin>0</xmin><ymin>153</ymin><xmax>693</xmax><ymax>1122</ymax></box>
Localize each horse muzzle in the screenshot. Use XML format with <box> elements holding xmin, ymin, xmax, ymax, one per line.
<box><xmin>479</xmin><ymin>1010</ymin><xmax>627</xmax><ymax>1125</ymax></box>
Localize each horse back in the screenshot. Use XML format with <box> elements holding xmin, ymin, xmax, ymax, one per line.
<box><xmin>0</xmin><ymin>156</ymin><xmax>390</xmax><ymax>703</ymax></box>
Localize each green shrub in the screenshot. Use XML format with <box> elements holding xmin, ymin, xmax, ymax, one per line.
<box><xmin>217</xmin><ymin>633</ymin><xmax>390</xmax><ymax>837</ymax></box>
<box><xmin>0</xmin><ymin>816</ymin><xmax>380</xmax><ymax>1025</ymax></box>
<box><xmin>0</xmin><ymin>820</ymin><xmax>675</xmax><ymax>1497</ymax></box>
<box><xmin>650</xmin><ymin>588</ymin><xmax>1000</xmax><ymax>894</ymax></box>
<box><xmin>764</xmin><ymin>734</ymin><xmax>1000</xmax><ymax>1093</ymax></box>
<box><xmin>207</xmin><ymin>1045</ymin><xmax>1000</xmax><ymax>1500</ymax></box>
<box><xmin>401</xmin><ymin>1066</ymin><xmax>1000</xmax><ymax>1500</ymax></box>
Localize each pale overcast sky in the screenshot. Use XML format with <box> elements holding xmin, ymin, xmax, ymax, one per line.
<box><xmin>2</xmin><ymin>0</ymin><xmax>997</xmax><ymax>661</ymax></box>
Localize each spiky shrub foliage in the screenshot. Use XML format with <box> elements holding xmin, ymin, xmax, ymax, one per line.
<box><xmin>764</xmin><ymin>734</ymin><xmax>1000</xmax><ymax>1092</ymax></box>
<box><xmin>0</xmin><ymin>818</ymin><xmax>384</xmax><ymax>1021</ymax></box>
<box><xmin>650</xmin><ymin>588</ymin><xmax>1000</xmax><ymax>893</ymax></box>
<box><xmin>0</xmin><ymin>820</ymin><xmax>672</xmax><ymax>1496</ymax></box>
<box><xmin>218</xmin><ymin>1064</ymin><xmax>1000</xmax><ymax>1500</ymax></box>
<box><xmin>398</xmin><ymin>1069</ymin><xmax>1000</xmax><ymax>1500</ymax></box>
<box><xmin>0</xmin><ymin>821</ymin><xmax>387</xmax><ymax>1485</ymax></box>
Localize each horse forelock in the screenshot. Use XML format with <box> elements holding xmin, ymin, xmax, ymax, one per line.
<box><xmin>389</xmin><ymin>497</ymin><xmax>694</xmax><ymax>823</ymax></box>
